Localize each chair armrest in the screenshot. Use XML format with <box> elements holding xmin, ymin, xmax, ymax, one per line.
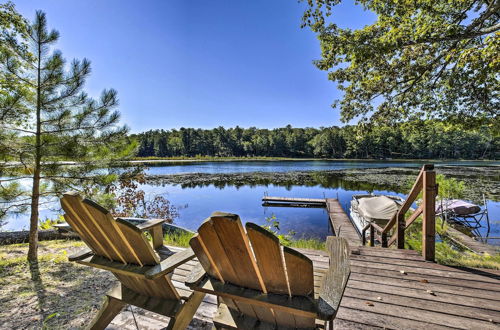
<box><xmin>118</xmin><ymin>217</ymin><xmax>166</xmax><ymax>231</ymax></box>
<box><xmin>317</xmin><ymin>236</ymin><xmax>351</xmax><ymax>320</ymax></box>
<box><xmin>117</xmin><ymin>217</ymin><xmax>166</xmax><ymax>249</ymax></box>
<box><xmin>145</xmin><ymin>248</ymin><xmax>196</xmax><ymax>279</ymax></box>
<box><xmin>185</xmin><ymin>263</ymin><xmax>206</xmax><ymax>287</ymax></box>
<box><xmin>136</xmin><ymin>219</ymin><xmax>166</xmax><ymax>231</ymax></box>
<box><xmin>74</xmin><ymin>254</ymin><xmax>150</xmax><ymax>277</ymax></box>
<box><xmin>69</xmin><ymin>248</ymin><xmax>94</xmax><ymax>261</ymax></box>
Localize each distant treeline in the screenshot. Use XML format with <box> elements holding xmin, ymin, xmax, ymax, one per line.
<box><xmin>133</xmin><ymin>121</ymin><xmax>498</xmax><ymax>159</ymax></box>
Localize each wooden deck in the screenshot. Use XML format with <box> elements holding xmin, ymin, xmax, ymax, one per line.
<box><xmin>107</xmin><ymin>245</ymin><xmax>500</xmax><ymax>329</ymax></box>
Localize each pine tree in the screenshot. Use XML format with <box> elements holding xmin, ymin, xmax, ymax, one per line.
<box><xmin>0</xmin><ymin>10</ymin><xmax>134</xmax><ymax>261</ymax></box>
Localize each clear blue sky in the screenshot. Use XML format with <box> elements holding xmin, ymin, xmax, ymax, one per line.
<box><xmin>13</xmin><ymin>0</ymin><xmax>374</xmax><ymax>133</ymax></box>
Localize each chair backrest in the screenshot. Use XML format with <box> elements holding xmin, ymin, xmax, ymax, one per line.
<box><xmin>190</xmin><ymin>212</ymin><xmax>314</xmax><ymax>296</ymax></box>
<box><xmin>190</xmin><ymin>212</ymin><xmax>317</xmax><ymax>327</ymax></box>
<box><xmin>60</xmin><ymin>192</ymin><xmax>159</xmax><ymax>266</ymax></box>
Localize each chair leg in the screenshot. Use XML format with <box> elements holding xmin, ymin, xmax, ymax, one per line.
<box><xmin>167</xmin><ymin>291</ymin><xmax>205</xmax><ymax>330</ymax></box>
<box><xmin>88</xmin><ymin>295</ymin><xmax>127</xmax><ymax>330</ymax></box>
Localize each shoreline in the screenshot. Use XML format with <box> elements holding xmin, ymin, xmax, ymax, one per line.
<box><xmin>2</xmin><ymin>157</ymin><xmax>498</xmax><ymax>167</ymax></box>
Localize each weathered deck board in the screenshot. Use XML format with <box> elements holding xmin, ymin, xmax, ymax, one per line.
<box><xmin>108</xmin><ymin>245</ymin><xmax>500</xmax><ymax>329</ymax></box>
<box><xmin>326</xmin><ymin>198</ymin><xmax>362</xmax><ymax>247</ymax></box>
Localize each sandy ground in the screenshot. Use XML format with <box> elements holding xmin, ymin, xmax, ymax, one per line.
<box><xmin>0</xmin><ymin>240</ymin><xmax>216</xmax><ymax>329</ymax></box>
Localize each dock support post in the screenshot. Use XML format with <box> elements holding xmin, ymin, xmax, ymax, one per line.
<box><xmin>422</xmin><ymin>169</ymin><xmax>437</xmax><ymax>261</ymax></box>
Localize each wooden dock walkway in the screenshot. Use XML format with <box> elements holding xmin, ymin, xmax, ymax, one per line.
<box><xmin>109</xmin><ymin>245</ymin><xmax>500</xmax><ymax>329</ymax></box>
<box><xmin>326</xmin><ymin>198</ymin><xmax>362</xmax><ymax>247</ymax></box>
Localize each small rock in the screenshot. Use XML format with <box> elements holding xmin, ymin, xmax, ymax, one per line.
<box><xmin>365</xmin><ymin>302</ymin><xmax>374</xmax><ymax>306</ymax></box>
<box><xmin>377</xmin><ymin>297</ymin><xmax>382</xmax><ymax>300</ymax></box>
<box><xmin>400</xmin><ymin>270</ymin><xmax>407</xmax><ymax>275</ymax></box>
<box><xmin>419</xmin><ymin>279</ymin><xmax>429</xmax><ymax>283</ymax></box>
<box><xmin>426</xmin><ymin>290</ymin><xmax>436</xmax><ymax>296</ymax></box>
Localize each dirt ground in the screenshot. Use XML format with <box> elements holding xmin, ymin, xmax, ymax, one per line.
<box><xmin>0</xmin><ymin>240</ymin><xmax>115</xmax><ymax>329</ymax></box>
<box><xmin>0</xmin><ymin>240</ymin><xmax>216</xmax><ymax>330</ymax></box>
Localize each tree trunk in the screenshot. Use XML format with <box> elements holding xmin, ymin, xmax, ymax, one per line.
<box><xmin>27</xmin><ymin>34</ymin><xmax>42</xmax><ymax>262</ymax></box>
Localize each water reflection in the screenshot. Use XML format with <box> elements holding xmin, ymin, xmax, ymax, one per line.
<box><xmin>142</xmin><ymin>160</ymin><xmax>498</xmax><ymax>175</ymax></box>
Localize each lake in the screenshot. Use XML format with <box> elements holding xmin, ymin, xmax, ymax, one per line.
<box><xmin>3</xmin><ymin>160</ymin><xmax>499</xmax><ymax>244</ymax></box>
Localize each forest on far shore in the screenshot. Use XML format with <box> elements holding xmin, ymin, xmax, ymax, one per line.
<box><xmin>134</xmin><ymin>120</ymin><xmax>498</xmax><ymax>160</ymax></box>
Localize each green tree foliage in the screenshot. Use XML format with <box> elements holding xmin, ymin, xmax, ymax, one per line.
<box><xmin>0</xmin><ymin>10</ymin><xmax>134</xmax><ymax>261</ymax></box>
<box><xmin>301</xmin><ymin>0</ymin><xmax>499</xmax><ymax>127</ymax></box>
<box><xmin>134</xmin><ymin>121</ymin><xmax>498</xmax><ymax>159</ymax></box>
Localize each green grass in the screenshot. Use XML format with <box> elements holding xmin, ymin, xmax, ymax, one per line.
<box><xmin>161</xmin><ymin>226</ymin><xmax>326</xmax><ymax>251</ymax></box>
<box><xmin>404</xmin><ymin>217</ymin><xmax>500</xmax><ymax>270</ymax></box>
<box><xmin>284</xmin><ymin>238</ymin><xmax>326</xmax><ymax>250</ymax></box>
<box><xmin>163</xmin><ymin>231</ymin><xmax>195</xmax><ymax>247</ymax></box>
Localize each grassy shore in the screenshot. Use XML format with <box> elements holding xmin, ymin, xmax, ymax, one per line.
<box><xmin>163</xmin><ymin>230</ymin><xmax>326</xmax><ymax>250</ymax></box>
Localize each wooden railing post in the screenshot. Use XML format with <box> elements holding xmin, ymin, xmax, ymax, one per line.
<box><xmin>381</xmin><ymin>232</ymin><xmax>387</xmax><ymax>247</ymax></box>
<box><xmin>396</xmin><ymin>212</ymin><xmax>405</xmax><ymax>249</ymax></box>
<box><xmin>422</xmin><ymin>168</ymin><xmax>437</xmax><ymax>261</ymax></box>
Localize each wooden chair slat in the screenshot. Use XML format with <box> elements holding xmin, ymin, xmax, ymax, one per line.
<box><xmin>197</xmin><ymin>217</ymin><xmax>240</xmax><ymax>285</ymax></box>
<box><xmin>81</xmin><ymin>199</ymin><xmax>130</xmax><ymax>264</ymax></box>
<box><xmin>293</xmin><ymin>314</ymin><xmax>316</xmax><ymax>329</ymax></box>
<box><xmin>210</xmin><ymin>213</ymin><xmax>265</xmax><ymax>291</ymax></box>
<box><xmin>251</xmin><ymin>305</ymin><xmax>277</xmax><ymax>326</ymax></box>
<box><xmin>272</xmin><ymin>310</ymin><xmax>298</xmax><ymax>328</ymax></box>
<box><xmin>246</xmin><ymin>223</ymin><xmax>289</xmax><ymax>295</ymax></box>
<box><xmin>283</xmin><ymin>246</ymin><xmax>314</xmax><ymax>297</ymax></box>
<box><xmin>189</xmin><ymin>234</ymin><xmax>222</xmax><ymax>281</ymax></box>
<box><xmin>61</xmin><ymin>195</ymin><xmax>111</xmax><ymax>259</ymax></box>
<box><xmin>234</xmin><ymin>300</ymin><xmax>258</xmax><ymax>319</ymax></box>
<box><xmin>115</xmin><ymin>219</ymin><xmax>159</xmax><ymax>266</ymax></box>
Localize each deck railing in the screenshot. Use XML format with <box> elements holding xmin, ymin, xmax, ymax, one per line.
<box><xmin>361</xmin><ymin>164</ymin><xmax>438</xmax><ymax>261</ymax></box>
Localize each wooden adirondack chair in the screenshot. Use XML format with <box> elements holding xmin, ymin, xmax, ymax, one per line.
<box><xmin>185</xmin><ymin>212</ymin><xmax>350</xmax><ymax>329</ymax></box>
<box><xmin>60</xmin><ymin>192</ymin><xmax>204</xmax><ymax>330</ymax></box>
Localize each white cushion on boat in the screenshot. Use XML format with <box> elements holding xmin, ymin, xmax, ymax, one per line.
<box><xmin>358</xmin><ymin>196</ymin><xmax>399</xmax><ymax>221</ymax></box>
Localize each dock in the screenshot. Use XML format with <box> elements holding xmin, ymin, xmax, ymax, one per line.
<box><xmin>262</xmin><ymin>196</ymin><xmax>327</xmax><ymax>208</ymax></box>
<box><xmin>262</xmin><ymin>196</ymin><xmax>363</xmax><ymax>247</ymax></box>
<box><xmin>325</xmin><ymin>198</ymin><xmax>362</xmax><ymax>247</ymax></box>
<box><xmin>109</xmin><ymin>245</ymin><xmax>500</xmax><ymax>329</ymax></box>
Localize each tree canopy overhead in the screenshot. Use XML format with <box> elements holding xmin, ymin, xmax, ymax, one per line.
<box><xmin>301</xmin><ymin>0</ymin><xmax>499</xmax><ymax>126</ymax></box>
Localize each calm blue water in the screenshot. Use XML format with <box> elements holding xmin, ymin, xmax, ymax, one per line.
<box><xmin>143</xmin><ymin>160</ymin><xmax>498</xmax><ymax>175</ymax></box>
<box><xmin>3</xmin><ymin>160</ymin><xmax>499</xmax><ymax>244</ymax></box>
